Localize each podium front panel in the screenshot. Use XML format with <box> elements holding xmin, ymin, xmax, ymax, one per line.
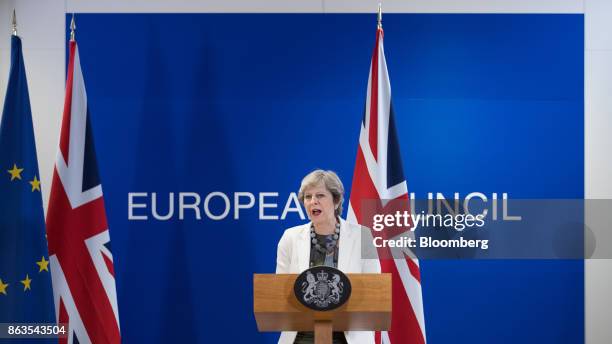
<box><xmin>253</xmin><ymin>273</ymin><xmax>391</xmax><ymax>332</ymax></box>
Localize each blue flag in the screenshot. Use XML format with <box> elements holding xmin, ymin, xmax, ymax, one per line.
<box><xmin>0</xmin><ymin>35</ymin><xmax>55</xmax><ymax>332</ymax></box>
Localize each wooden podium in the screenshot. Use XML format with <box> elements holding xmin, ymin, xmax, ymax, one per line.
<box><xmin>253</xmin><ymin>273</ymin><xmax>391</xmax><ymax>344</ymax></box>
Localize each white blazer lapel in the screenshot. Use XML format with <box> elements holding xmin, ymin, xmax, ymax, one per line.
<box><xmin>337</xmin><ymin>219</ymin><xmax>356</xmax><ymax>272</ymax></box>
<box><xmin>296</xmin><ymin>223</ymin><xmax>311</xmax><ymax>272</ymax></box>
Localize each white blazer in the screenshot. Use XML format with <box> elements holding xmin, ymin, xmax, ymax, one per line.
<box><xmin>275</xmin><ymin>218</ymin><xmax>381</xmax><ymax>344</ymax></box>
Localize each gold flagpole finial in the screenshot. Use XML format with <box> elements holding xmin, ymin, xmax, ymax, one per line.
<box><xmin>377</xmin><ymin>3</ymin><xmax>382</xmax><ymax>29</ymax></box>
<box><xmin>70</xmin><ymin>13</ymin><xmax>76</xmax><ymax>41</ymax></box>
<box><xmin>12</xmin><ymin>9</ymin><xmax>17</xmax><ymax>36</ymax></box>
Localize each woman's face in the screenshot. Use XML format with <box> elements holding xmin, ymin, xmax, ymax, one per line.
<box><xmin>303</xmin><ymin>182</ymin><xmax>337</xmax><ymax>226</ymax></box>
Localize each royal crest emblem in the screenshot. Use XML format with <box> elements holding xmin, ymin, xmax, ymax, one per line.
<box><xmin>293</xmin><ymin>266</ymin><xmax>352</xmax><ymax>311</ymax></box>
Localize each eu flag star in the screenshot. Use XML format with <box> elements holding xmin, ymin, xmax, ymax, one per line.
<box><xmin>0</xmin><ymin>278</ymin><xmax>8</xmax><ymax>295</ymax></box>
<box><xmin>29</xmin><ymin>175</ymin><xmax>41</xmax><ymax>192</ymax></box>
<box><xmin>7</xmin><ymin>163</ymin><xmax>23</xmax><ymax>181</ymax></box>
<box><xmin>36</xmin><ymin>256</ymin><xmax>49</xmax><ymax>272</ymax></box>
<box><xmin>20</xmin><ymin>274</ymin><xmax>32</xmax><ymax>291</ymax></box>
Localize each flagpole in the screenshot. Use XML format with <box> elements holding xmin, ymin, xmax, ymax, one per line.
<box><xmin>377</xmin><ymin>3</ymin><xmax>382</xmax><ymax>29</ymax></box>
<box><xmin>70</xmin><ymin>13</ymin><xmax>76</xmax><ymax>41</ymax></box>
<box><xmin>11</xmin><ymin>9</ymin><xmax>17</xmax><ymax>36</ymax></box>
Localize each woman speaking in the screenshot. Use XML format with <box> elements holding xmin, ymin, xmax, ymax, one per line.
<box><xmin>276</xmin><ymin>170</ymin><xmax>380</xmax><ymax>344</ymax></box>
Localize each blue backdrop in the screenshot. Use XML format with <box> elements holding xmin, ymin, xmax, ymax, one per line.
<box><xmin>70</xmin><ymin>14</ymin><xmax>584</xmax><ymax>343</ymax></box>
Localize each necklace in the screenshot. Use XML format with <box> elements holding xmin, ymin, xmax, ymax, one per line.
<box><xmin>310</xmin><ymin>221</ymin><xmax>340</xmax><ymax>254</ymax></box>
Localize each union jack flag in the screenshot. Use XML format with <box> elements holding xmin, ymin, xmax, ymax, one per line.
<box><xmin>347</xmin><ymin>27</ymin><xmax>427</xmax><ymax>344</ymax></box>
<box><xmin>45</xmin><ymin>38</ymin><xmax>121</xmax><ymax>344</ymax></box>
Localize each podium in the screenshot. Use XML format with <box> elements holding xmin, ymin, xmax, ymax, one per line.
<box><xmin>253</xmin><ymin>273</ymin><xmax>391</xmax><ymax>344</ymax></box>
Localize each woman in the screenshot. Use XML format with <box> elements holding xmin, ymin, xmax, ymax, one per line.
<box><xmin>276</xmin><ymin>169</ymin><xmax>381</xmax><ymax>344</ymax></box>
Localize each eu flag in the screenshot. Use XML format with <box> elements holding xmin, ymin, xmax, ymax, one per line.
<box><xmin>0</xmin><ymin>35</ymin><xmax>56</xmax><ymax>334</ymax></box>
